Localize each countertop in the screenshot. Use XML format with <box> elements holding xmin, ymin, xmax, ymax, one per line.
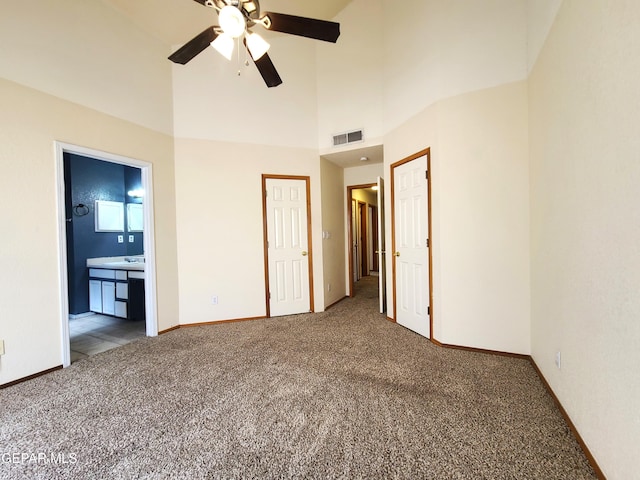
<box><xmin>87</xmin><ymin>256</ymin><xmax>145</xmax><ymax>271</ymax></box>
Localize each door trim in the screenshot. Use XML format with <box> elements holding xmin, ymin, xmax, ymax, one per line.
<box><xmin>55</xmin><ymin>142</ymin><xmax>159</xmax><ymax>368</ymax></box>
<box><xmin>390</xmin><ymin>148</ymin><xmax>433</xmax><ymax>339</ymax></box>
<box><xmin>261</xmin><ymin>174</ymin><xmax>314</xmax><ymax>317</ymax></box>
<box><xmin>358</xmin><ymin>201</ymin><xmax>367</xmax><ymax>278</ymax></box>
<box><xmin>346</xmin><ymin>183</ymin><xmax>375</xmax><ymax>297</ymax></box>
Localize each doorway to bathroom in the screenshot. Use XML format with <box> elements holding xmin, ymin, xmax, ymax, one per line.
<box><xmin>55</xmin><ymin>142</ymin><xmax>158</xmax><ymax>367</ymax></box>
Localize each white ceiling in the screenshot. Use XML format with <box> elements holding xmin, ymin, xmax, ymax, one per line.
<box><xmin>101</xmin><ymin>0</ymin><xmax>353</xmax><ymax>46</ymax></box>
<box><xmin>321</xmin><ymin>144</ymin><xmax>384</xmax><ymax>169</ymax></box>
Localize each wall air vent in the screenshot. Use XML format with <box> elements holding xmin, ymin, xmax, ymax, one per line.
<box><xmin>332</xmin><ymin>129</ymin><xmax>364</xmax><ymax>147</ymax></box>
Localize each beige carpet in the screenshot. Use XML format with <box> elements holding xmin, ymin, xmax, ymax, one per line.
<box><xmin>0</xmin><ymin>277</ymin><xmax>596</xmax><ymax>479</ymax></box>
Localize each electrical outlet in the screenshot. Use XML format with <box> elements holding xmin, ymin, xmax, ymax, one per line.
<box><xmin>555</xmin><ymin>351</ymin><xmax>561</xmax><ymax>369</ymax></box>
<box><xmin>211</xmin><ymin>296</ymin><xmax>218</xmax><ymax>305</ymax></box>
<box><xmin>0</xmin><ymin>339</ymin><xmax>5</xmax><ymax>356</ymax></box>
<box><xmin>117</xmin><ymin>235</ymin><xmax>124</xmax><ymax>243</ymax></box>
<box><xmin>327</xmin><ymin>283</ymin><xmax>331</xmax><ymax>292</ymax></box>
<box><xmin>128</xmin><ymin>235</ymin><xmax>134</xmax><ymax>243</ymax></box>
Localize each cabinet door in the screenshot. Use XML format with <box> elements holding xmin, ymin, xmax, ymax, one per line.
<box><xmin>115</xmin><ymin>301</ymin><xmax>127</xmax><ymax>318</ymax></box>
<box><xmin>102</xmin><ymin>281</ymin><xmax>116</xmax><ymax>316</ymax></box>
<box><xmin>89</xmin><ymin>280</ymin><xmax>103</xmax><ymax>313</ymax></box>
<box><xmin>116</xmin><ymin>282</ymin><xmax>128</xmax><ymax>300</ymax></box>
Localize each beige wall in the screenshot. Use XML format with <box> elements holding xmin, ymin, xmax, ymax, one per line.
<box><xmin>0</xmin><ymin>0</ymin><xmax>174</xmax><ymax>135</ymax></box>
<box><xmin>384</xmin><ymin>82</ymin><xmax>530</xmax><ymax>353</ymax></box>
<box><xmin>529</xmin><ymin>1</ymin><xmax>640</xmax><ymax>477</ymax></box>
<box><xmin>320</xmin><ymin>158</ymin><xmax>346</xmax><ymax>307</ymax></box>
<box><xmin>2</xmin><ymin>1</ymin><xmax>637</xmax><ymax>476</ymax></box>
<box><xmin>0</xmin><ymin>78</ymin><xmax>178</xmax><ymax>385</ymax></box>
<box><xmin>381</xmin><ymin>0</ymin><xmax>527</xmax><ymax>133</ymax></box>
<box><xmin>316</xmin><ymin>0</ymin><xmax>385</xmax><ymax>150</ymax></box>
<box><xmin>343</xmin><ymin>163</ymin><xmax>384</xmax><ymax>187</ymax></box>
<box><xmin>172</xmin><ymin>34</ymin><xmax>318</xmax><ymax>148</ymax></box>
<box><xmin>174</xmin><ymin>138</ymin><xmax>325</xmax><ymax>323</ymax></box>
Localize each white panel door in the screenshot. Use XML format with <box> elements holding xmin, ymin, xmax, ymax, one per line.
<box><xmin>393</xmin><ymin>155</ymin><xmax>430</xmax><ymax>337</ymax></box>
<box><xmin>377</xmin><ymin>176</ymin><xmax>387</xmax><ymax>313</ymax></box>
<box><xmin>266</xmin><ymin>178</ymin><xmax>311</xmax><ymax>317</ymax></box>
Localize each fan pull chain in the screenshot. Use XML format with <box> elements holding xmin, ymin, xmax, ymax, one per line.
<box><xmin>236</xmin><ymin>36</ymin><xmax>241</xmax><ymax>76</ymax></box>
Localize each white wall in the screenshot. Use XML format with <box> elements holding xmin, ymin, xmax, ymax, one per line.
<box><xmin>529</xmin><ymin>1</ymin><xmax>640</xmax><ymax>477</ymax></box>
<box><xmin>525</xmin><ymin>0</ymin><xmax>563</xmax><ymax>73</ymax></box>
<box><xmin>172</xmin><ymin>34</ymin><xmax>319</xmax><ymax>148</ymax></box>
<box><xmin>0</xmin><ymin>0</ymin><xmax>174</xmax><ymax>135</ymax></box>
<box><xmin>343</xmin><ymin>162</ymin><xmax>384</xmax><ymax>187</ymax></box>
<box><xmin>174</xmin><ymin>138</ymin><xmax>325</xmax><ymax>323</ymax></box>
<box><xmin>383</xmin><ymin>81</ymin><xmax>530</xmax><ymax>353</ymax></box>
<box><xmin>382</xmin><ymin>0</ymin><xmax>528</xmax><ymax>133</ymax></box>
<box><xmin>320</xmin><ymin>158</ymin><xmax>346</xmax><ymax>306</ymax></box>
<box><xmin>436</xmin><ymin>83</ymin><xmax>530</xmax><ymax>353</ymax></box>
<box><xmin>316</xmin><ymin>0</ymin><xmax>385</xmax><ymax>150</ymax></box>
<box><xmin>171</xmin><ymin>23</ymin><xmax>328</xmax><ymax>323</ymax></box>
<box><xmin>0</xmin><ymin>79</ymin><xmax>178</xmax><ymax>385</ymax></box>
<box><xmin>0</xmin><ymin>1</ymin><xmax>178</xmax><ymax>385</ymax></box>
<box><xmin>373</xmin><ymin>0</ymin><xmax>531</xmax><ymax>353</ymax></box>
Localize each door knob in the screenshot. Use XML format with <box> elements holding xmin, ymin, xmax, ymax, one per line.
<box><xmin>394</xmin><ymin>252</ymin><xmax>400</xmax><ymax>257</ymax></box>
<box><xmin>302</xmin><ymin>251</ymin><xmax>308</xmax><ymax>256</ymax></box>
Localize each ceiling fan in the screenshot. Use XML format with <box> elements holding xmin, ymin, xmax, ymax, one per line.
<box><xmin>168</xmin><ymin>0</ymin><xmax>341</xmax><ymax>87</ymax></box>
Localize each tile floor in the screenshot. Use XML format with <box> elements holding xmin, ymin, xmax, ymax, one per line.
<box><xmin>69</xmin><ymin>314</ymin><xmax>146</xmax><ymax>363</ymax></box>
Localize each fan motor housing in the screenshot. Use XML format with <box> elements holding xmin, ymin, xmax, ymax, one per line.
<box><xmin>210</xmin><ymin>0</ymin><xmax>260</xmax><ymax>23</ymax></box>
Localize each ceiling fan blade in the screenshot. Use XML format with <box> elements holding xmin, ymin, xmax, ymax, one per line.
<box><xmin>168</xmin><ymin>27</ymin><xmax>217</xmax><ymax>65</ymax></box>
<box><xmin>246</xmin><ymin>46</ymin><xmax>283</xmax><ymax>88</ymax></box>
<box><xmin>253</xmin><ymin>53</ymin><xmax>283</xmax><ymax>88</ymax></box>
<box><xmin>262</xmin><ymin>12</ymin><xmax>340</xmax><ymax>43</ymax></box>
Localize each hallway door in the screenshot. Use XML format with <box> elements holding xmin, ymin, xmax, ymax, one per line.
<box><xmin>263</xmin><ymin>176</ymin><xmax>313</xmax><ymax>317</ymax></box>
<box><xmin>391</xmin><ymin>151</ymin><xmax>431</xmax><ymax>338</ymax></box>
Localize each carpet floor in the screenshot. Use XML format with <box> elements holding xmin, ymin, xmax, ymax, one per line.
<box><xmin>1</xmin><ymin>277</ymin><xmax>596</xmax><ymax>479</ymax></box>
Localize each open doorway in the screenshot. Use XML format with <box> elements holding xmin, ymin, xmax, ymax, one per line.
<box><xmin>55</xmin><ymin>142</ymin><xmax>158</xmax><ymax>367</ymax></box>
<box><xmin>347</xmin><ymin>183</ymin><xmax>380</xmax><ymax>296</ymax></box>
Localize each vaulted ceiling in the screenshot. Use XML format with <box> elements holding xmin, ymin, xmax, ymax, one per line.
<box><xmin>101</xmin><ymin>0</ymin><xmax>353</xmax><ymax>46</ymax></box>
<box><xmin>99</xmin><ymin>0</ymin><xmax>380</xmax><ymax>168</ymax></box>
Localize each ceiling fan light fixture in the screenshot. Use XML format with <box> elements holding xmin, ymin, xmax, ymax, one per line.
<box><xmin>218</xmin><ymin>5</ymin><xmax>246</xmax><ymax>38</ymax></box>
<box><xmin>211</xmin><ymin>34</ymin><xmax>234</xmax><ymax>60</ymax></box>
<box><xmin>243</xmin><ymin>1</ymin><xmax>257</xmax><ymax>14</ymax></box>
<box><xmin>246</xmin><ymin>32</ymin><xmax>270</xmax><ymax>60</ymax></box>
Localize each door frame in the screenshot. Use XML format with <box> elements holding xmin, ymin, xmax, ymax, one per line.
<box><xmin>370</xmin><ymin>205</ymin><xmax>379</xmax><ymax>272</ymax></box>
<box><xmin>55</xmin><ymin>141</ymin><xmax>159</xmax><ymax>368</ymax></box>
<box><xmin>261</xmin><ymin>174</ymin><xmax>314</xmax><ymax>317</ymax></box>
<box><xmin>390</xmin><ymin>148</ymin><xmax>433</xmax><ymax>338</ymax></box>
<box><xmin>346</xmin><ymin>183</ymin><xmax>375</xmax><ymax>297</ymax></box>
<box><xmin>358</xmin><ymin>200</ymin><xmax>367</xmax><ymax>278</ymax></box>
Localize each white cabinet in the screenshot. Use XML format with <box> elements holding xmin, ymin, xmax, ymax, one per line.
<box><xmin>101</xmin><ymin>281</ymin><xmax>116</xmax><ymax>315</ymax></box>
<box><xmin>89</xmin><ymin>269</ymin><xmax>126</xmax><ymax>318</ymax></box>
<box><xmin>89</xmin><ymin>280</ymin><xmax>103</xmax><ymax>313</ymax></box>
<box><xmin>115</xmin><ymin>301</ymin><xmax>127</xmax><ymax>318</ymax></box>
<box><xmin>116</xmin><ymin>282</ymin><xmax>128</xmax><ymax>300</ymax></box>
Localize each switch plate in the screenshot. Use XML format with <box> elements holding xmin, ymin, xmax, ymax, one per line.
<box><xmin>117</xmin><ymin>235</ymin><xmax>124</xmax><ymax>243</ymax></box>
<box><xmin>0</xmin><ymin>340</ymin><xmax>5</xmax><ymax>356</ymax></box>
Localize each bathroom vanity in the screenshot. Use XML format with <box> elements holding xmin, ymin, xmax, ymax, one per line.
<box><xmin>87</xmin><ymin>256</ymin><xmax>145</xmax><ymax>321</ymax></box>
